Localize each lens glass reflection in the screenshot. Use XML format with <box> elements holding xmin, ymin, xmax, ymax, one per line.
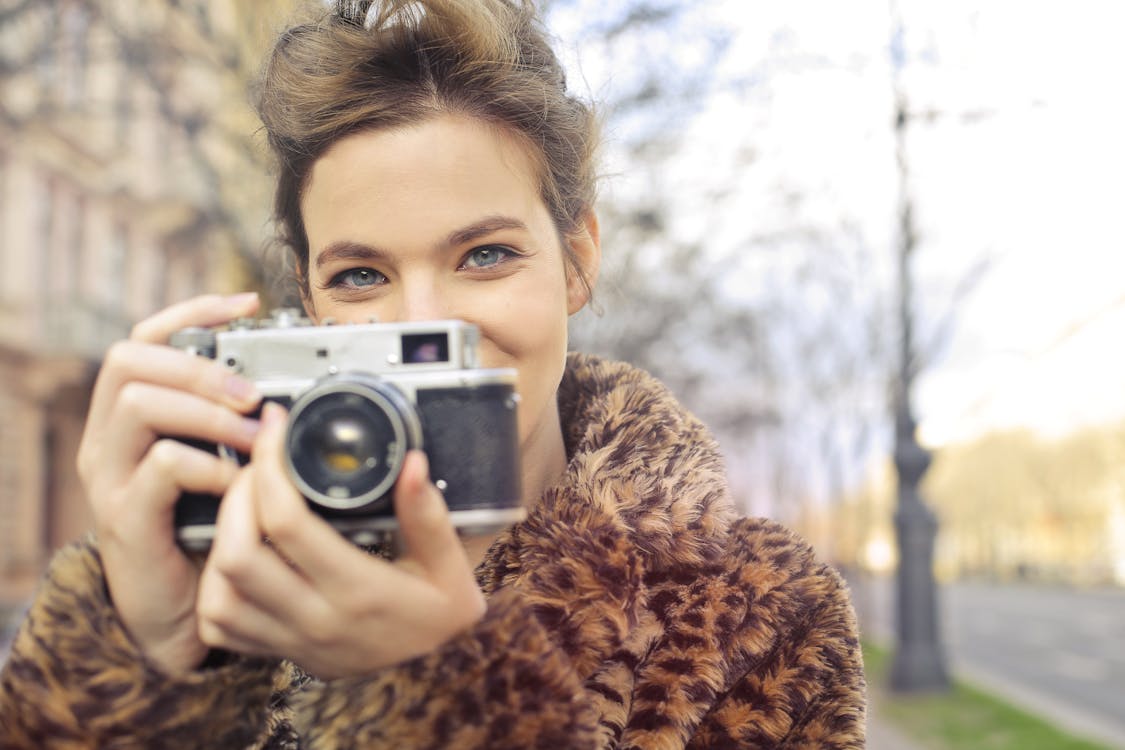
<box><xmin>289</xmin><ymin>391</ymin><xmax>399</xmax><ymax>504</ymax></box>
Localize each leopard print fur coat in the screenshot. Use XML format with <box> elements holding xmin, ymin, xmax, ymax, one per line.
<box><xmin>1</xmin><ymin>354</ymin><xmax>865</xmax><ymax>748</ymax></box>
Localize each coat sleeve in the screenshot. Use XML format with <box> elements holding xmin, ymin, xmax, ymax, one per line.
<box><xmin>686</xmin><ymin>520</ymin><xmax>867</xmax><ymax>750</ymax></box>
<box><xmin>292</xmin><ymin>494</ymin><xmax>649</xmax><ymax>750</ymax></box>
<box><xmin>294</xmin><ymin>587</ymin><xmax>609</xmax><ymax>749</ymax></box>
<box><xmin>0</xmin><ymin>536</ymin><xmax>278</xmax><ymax>749</ymax></box>
<box><xmin>772</xmin><ymin>564</ymin><xmax>867</xmax><ymax>749</ymax></box>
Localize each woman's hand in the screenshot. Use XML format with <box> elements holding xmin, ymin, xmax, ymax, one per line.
<box><xmin>76</xmin><ymin>293</ymin><xmax>263</xmax><ymax>675</ymax></box>
<box><xmin>196</xmin><ymin>403</ymin><xmax>488</xmax><ymax>680</ymax></box>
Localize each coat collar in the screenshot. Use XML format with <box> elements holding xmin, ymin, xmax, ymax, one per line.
<box><xmin>476</xmin><ymin>353</ymin><xmax>736</xmax><ymax>676</ymax></box>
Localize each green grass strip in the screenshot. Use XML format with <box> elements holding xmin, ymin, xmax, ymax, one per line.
<box><xmin>864</xmin><ymin>642</ymin><xmax>1112</xmax><ymax>750</ymax></box>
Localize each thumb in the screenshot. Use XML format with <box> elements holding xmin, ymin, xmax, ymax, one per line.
<box><xmin>393</xmin><ymin>451</ymin><xmax>473</xmax><ymax>586</ymax></box>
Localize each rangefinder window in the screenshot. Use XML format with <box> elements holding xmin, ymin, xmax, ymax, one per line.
<box><xmin>402</xmin><ymin>332</ymin><xmax>449</xmax><ymax>364</ymax></box>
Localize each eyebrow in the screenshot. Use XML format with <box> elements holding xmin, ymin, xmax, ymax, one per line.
<box><xmin>314</xmin><ymin>241</ymin><xmax>388</xmax><ymax>270</ymax></box>
<box><xmin>446</xmin><ymin>215</ymin><xmax>529</xmax><ymax>247</ymax></box>
<box><xmin>313</xmin><ymin>215</ymin><xmax>530</xmax><ymax>271</ymax></box>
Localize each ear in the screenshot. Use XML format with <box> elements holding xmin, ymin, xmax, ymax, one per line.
<box><xmin>566</xmin><ymin>210</ymin><xmax>601</xmax><ymax>315</ymax></box>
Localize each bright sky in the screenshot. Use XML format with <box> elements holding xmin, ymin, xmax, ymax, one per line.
<box><xmin>895</xmin><ymin>0</ymin><xmax>1125</xmax><ymax>445</ymax></box>
<box><xmin>560</xmin><ymin>0</ymin><xmax>1125</xmax><ymax>449</ymax></box>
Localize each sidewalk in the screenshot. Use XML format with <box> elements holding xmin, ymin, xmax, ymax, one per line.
<box><xmin>868</xmin><ymin>716</ymin><xmax>926</xmax><ymax>750</ymax></box>
<box><xmin>867</xmin><ymin>694</ymin><xmax>928</xmax><ymax>750</ymax></box>
<box><xmin>851</xmin><ymin>574</ymin><xmax>929</xmax><ymax>749</ymax></box>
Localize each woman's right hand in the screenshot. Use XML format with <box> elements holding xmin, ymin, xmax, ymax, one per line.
<box><xmin>76</xmin><ymin>293</ymin><xmax>264</xmax><ymax>675</ymax></box>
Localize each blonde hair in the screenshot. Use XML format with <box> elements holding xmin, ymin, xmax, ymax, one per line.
<box><xmin>256</xmin><ymin>0</ymin><xmax>600</xmax><ymax>295</ymax></box>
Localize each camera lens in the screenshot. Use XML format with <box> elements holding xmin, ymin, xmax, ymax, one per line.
<box><xmin>285</xmin><ymin>374</ymin><xmax>422</xmax><ymax>511</ymax></box>
<box><xmin>317</xmin><ymin>416</ymin><xmax>375</xmax><ymax>474</ymax></box>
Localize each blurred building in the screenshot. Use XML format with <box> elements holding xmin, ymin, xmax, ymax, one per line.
<box><xmin>0</xmin><ymin>1</ymin><xmax>278</xmax><ymax>613</ymax></box>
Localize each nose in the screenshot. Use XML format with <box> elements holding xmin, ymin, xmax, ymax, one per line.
<box><xmin>391</xmin><ymin>276</ymin><xmax>448</xmax><ymax>323</ymax></box>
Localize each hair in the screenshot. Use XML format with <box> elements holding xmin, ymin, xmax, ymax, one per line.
<box><xmin>255</xmin><ymin>0</ymin><xmax>600</xmax><ymax>299</ymax></box>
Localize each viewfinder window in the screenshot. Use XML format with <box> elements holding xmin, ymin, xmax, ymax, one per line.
<box><xmin>402</xmin><ymin>332</ymin><xmax>449</xmax><ymax>364</ymax></box>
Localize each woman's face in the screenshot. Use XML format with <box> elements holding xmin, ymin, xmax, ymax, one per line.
<box><xmin>299</xmin><ymin>115</ymin><xmax>599</xmax><ymax>471</ymax></box>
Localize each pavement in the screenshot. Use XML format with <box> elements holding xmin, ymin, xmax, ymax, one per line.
<box><xmin>867</xmin><ymin>707</ymin><xmax>927</xmax><ymax>750</ymax></box>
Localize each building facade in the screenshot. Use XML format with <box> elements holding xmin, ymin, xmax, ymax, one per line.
<box><xmin>0</xmin><ymin>0</ymin><xmax>274</xmax><ymax>617</ymax></box>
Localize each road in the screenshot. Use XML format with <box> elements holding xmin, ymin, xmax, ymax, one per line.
<box><xmin>853</xmin><ymin>575</ymin><xmax>1125</xmax><ymax>749</ymax></box>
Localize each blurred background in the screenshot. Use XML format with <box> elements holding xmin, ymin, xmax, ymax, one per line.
<box><xmin>1</xmin><ymin>1</ymin><xmax>1122</xmax><ymax>747</ymax></box>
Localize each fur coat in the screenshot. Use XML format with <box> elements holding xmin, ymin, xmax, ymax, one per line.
<box><xmin>0</xmin><ymin>354</ymin><xmax>865</xmax><ymax>748</ymax></box>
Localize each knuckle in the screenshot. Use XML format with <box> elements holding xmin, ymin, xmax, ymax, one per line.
<box><xmin>196</xmin><ymin>606</ymin><xmax>232</xmax><ymax>644</ymax></box>
<box><xmin>196</xmin><ymin>619</ymin><xmax>221</xmax><ymax>646</ymax></box>
<box><xmin>210</xmin><ymin>544</ymin><xmax>253</xmax><ymax>580</ymax></box>
<box><xmin>197</xmin><ymin>578</ymin><xmax>236</xmax><ymax>626</ymax></box>
<box><xmin>128</xmin><ymin>319</ymin><xmax>153</xmax><ymax>341</ymax></box>
<box><xmin>196</xmin><ymin>595</ymin><xmax>220</xmax><ymax>626</ymax></box>
<box><xmin>103</xmin><ymin>339</ymin><xmax>136</xmax><ymax>367</ymax></box>
<box><xmin>147</xmin><ymin>439</ymin><xmax>183</xmax><ymax>474</ymax></box>
<box><xmin>115</xmin><ymin>381</ymin><xmax>150</xmax><ymax>418</ymax></box>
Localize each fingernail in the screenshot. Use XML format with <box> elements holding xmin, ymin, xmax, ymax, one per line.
<box><xmin>261</xmin><ymin>400</ymin><xmax>287</xmax><ymax>427</ymax></box>
<box><xmin>224</xmin><ymin>375</ymin><xmax>260</xmax><ymax>403</ymax></box>
<box><xmin>241</xmin><ymin>416</ymin><xmax>262</xmax><ymax>441</ymax></box>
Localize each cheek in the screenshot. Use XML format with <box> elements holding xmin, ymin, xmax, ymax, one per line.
<box><xmin>473</xmin><ymin>291</ymin><xmax>570</xmax><ymax>432</ymax></box>
<box><xmin>477</xmin><ymin>303</ymin><xmax>567</xmax><ymax>377</ymax></box>
<box><xmin>492</xmin><ymin>277</ymin><xmax>567</xmax><ymax>349</ymax></box>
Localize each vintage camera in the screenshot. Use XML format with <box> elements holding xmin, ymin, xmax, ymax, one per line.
<box><xmin>169</xmin><ymin>309</ymin><xmax>523</xmax><ymax>551</ymax></box>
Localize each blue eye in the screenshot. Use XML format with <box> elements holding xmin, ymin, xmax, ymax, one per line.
<box><xmin>462</xmin><ymin>245</ymin><xmax>516</xmax><ymax>270</ymax></box>
<box><xmin>332</xmin><ymin>268</ymin><xmax>386</xmax><ymax>289</ymax></box>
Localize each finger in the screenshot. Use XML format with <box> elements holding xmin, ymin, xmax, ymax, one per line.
<box><xmin>393</xmin><ymin>451</ymin><xmax>476</xmax><ymax>589</ymax></box>
<box><xmin>211</xmin><ymin>468</ymin><xmax>265</xmax><ymax>558</ymax></box>
<box><xmin>119</xmin><ymin>438</ymin><xmax>240</xmax><ymax>518</ymax></box>
<box><xmin>197</xmin><ymin>576</ymin><xmax>326</xmax><ymax>659</ymax></box>
<box><xmin>204</xmin><ymin>470</ymin><xmax>333</xmax><ymax>638</ymax></box>
<box><xmin>198</xmin><ymin>624</ymin><xmax>276</xmax><ymax>659</ymax></box>
<box><xmin>250</xmin><ymin>403</ymin><xmax>403</xmax><ymax>598</ymax></box>
<box><xmin>207</xmin><ymin>467</ymin><xmax>330</xmax><ymax>624</ymax></box>
<box><xmin>96</xmin><ymin>439</ymin><xmax>240</xmax><ymax>556</ymax></box>
<box><xmin>97</xmin><ymin>382</ymin><xmax>261</xmax><ymax>481</ymax></box>
<box><xmin>131</xmin><ymin>292</ymin><xmax>260</xmax><ymax>345</ymax></box>
<box><xmin>85</xmin><ymin>341</ymin><xmax>260</xmax><ymax>442</ymax></box>
<box><xmin>196</xmin><ymin>559</ymin><xmax>296</xmax><ymax>659</ymax></box>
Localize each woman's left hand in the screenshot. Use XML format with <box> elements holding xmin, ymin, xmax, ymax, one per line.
<box><xmin>195</xmin><ymin>402</ymin><xmax>487</xmax><ymax>679</ymax></box>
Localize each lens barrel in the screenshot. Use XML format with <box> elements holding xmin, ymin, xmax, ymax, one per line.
<box><xmin>285</xmin><ymin>374</ymin><xmax>422</xmax><ymax>511</ymax></box>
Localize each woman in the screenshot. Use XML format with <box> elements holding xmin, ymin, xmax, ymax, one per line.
<box><xmin>0</xmin><ymin>1</ymin><xmax>865</xmax><ymax>747</ymax></box>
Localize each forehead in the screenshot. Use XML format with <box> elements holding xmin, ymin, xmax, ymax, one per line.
<box><xmin>301</xmin><ymin>116</ymin><xmax>548</xmax><ymax>241</ymax></box>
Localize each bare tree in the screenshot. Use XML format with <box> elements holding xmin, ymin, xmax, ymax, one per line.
<box><xmin>553</xmin><ymin>2</ymin><xmax>900</xmax><ymax>522</ymax></box>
